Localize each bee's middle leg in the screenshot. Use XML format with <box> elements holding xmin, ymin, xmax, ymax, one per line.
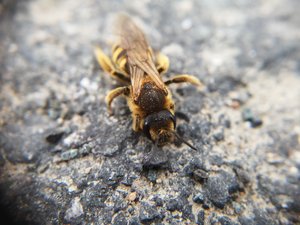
<box><xmin>94</xmin><ymin>46</ymin><xmax>130</xmax><ymax>84</ymax></box>
<box><xmin>155</xmin><ymin>52</ymin><xmax>170</xmax><ymax>75</ymax></box>
<box><xmin>105</xmin><ymin>86</ymin><xmax>130</xmax><ymax>115</ymax></box>
<box><xmin>164</xmin><ymin>74</ymin><xmax>204</xmax><ymax>87</ymax></box>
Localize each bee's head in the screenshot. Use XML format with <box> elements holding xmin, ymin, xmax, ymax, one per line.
<box><xmin>143</xmin><ymin>110</ymin><xmax>198</xmax><ymax>150</ymax></box>
<box><xmin>143</xmin><ymin>110</ymin><xmax>176</xmax><ymax>146</ymax></box>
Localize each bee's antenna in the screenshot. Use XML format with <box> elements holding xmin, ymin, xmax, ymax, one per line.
<box><xmin>172</xmin><ymin>131</ymin><xmax>198</xmax><ymax>151</ymax></box>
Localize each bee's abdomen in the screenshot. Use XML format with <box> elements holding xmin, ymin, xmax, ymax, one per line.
<box><xmin>136</xmin><ymin>82</ymin><xmax>165</xmax><ymax>113</ymax></box>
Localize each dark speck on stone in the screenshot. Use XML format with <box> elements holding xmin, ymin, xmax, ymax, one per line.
<box><xmin>193</xmin><ymin>192</ymin><xmax>205</xmax><ymax>204</ymax></box>
<box><xmin>139</xmin><ymin>202</ymin><xmax>161</xmax><ymax>224</ymax></box>
<box><xmin>45</xmin><ymin>130</ymin><xmax>64</xmax><ymax>144</ymax></box>
<box><xmin>242</xmin><ymin>108</ymin><xmax>263</xmax><ymax>128</ymax></box>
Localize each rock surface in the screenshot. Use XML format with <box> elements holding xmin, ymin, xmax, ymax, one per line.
<box><xmin>1</xmin><ymin>0</ymin><xmax>300</xmax><ymax>224</ymax></box>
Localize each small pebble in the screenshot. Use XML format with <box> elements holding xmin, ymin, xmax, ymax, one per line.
<box><xmin>193</xmin><ymin>192</ymin><xmax>205</xmax><ymax>204</ymax></box>
<box><xmin>60</xmin><ymin>149</ymin><xmax>78</xmax><ymax>161</ymax></box>
<box><xmin>242</xmin><ymin>108</ymin><xmax>263</xmax><ymax>128</ymax></box>
<box><xmin>127</xmin><ymin>192</ymin><xmax>137</xmax><ymax>202</ymax></box>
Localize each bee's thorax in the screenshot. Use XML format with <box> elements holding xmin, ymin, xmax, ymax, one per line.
<box><xmin>136</xmin><ymin>82</ymin><xmax>166</xmax><ymax>113</ymax></box>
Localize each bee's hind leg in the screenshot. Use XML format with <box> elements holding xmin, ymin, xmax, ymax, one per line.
<box><xmin>105</xmin><ymin>86</ymin><xmax>130</xmax><ymax>115</ymax></box>
<box><xmin>94</xmin><ymin>46</ymin><xmax>130</xmax><ymax>84</ymax></box>
<box><xmin>164</xmin><ymin>74</ymin><xmax>204</xmax><ymax>87</ymax></box>
<box><xmin>155</xmin><ymin>52</ymin><xmax>170</xmax><ymax>75</ymax></box>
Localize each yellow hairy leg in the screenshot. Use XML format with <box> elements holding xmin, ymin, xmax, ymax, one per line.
<box><xmin>126</xmin><ymin>98</ymin><xmax>143</xmax><ymax>132</ymax></box>
<box><xmin>105</xmin><ymin>86</ymin><xmax>130</xmax><ymax>115</ymax></box>
<box><xmin>94</xmin><ymin>46</ymin><xmax>130</xmax><ymax>84</ymax></box>
<box><xmin>156</xmin><ymin>52</ymin><xmax>170</xmax><ymax>75</ymax></box>
<box><xmin>164</xmin><ymin>74</ymin><xmax>204</xmax><ymax>87</ymax></box>
<box><xmin>132</xmin><ymin>114</ymin><xmax>141</xmax><ymax>132</ymax></box>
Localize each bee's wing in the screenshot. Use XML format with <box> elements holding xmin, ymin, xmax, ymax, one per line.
<box><xmin>129</xmin><ymin>64</ymin><xmax>144</xmax><ymax>100</ymax></box>
<box><xmin>117</xmin><ymin>15</ymin><xmax>168</xmax><ymax>100</ymax></box>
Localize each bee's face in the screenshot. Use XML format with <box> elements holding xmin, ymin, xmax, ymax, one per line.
<box><xmin>156</xmin><ymin>129</ymin><xmax>175</xmax><ymax>146</ymax></box>
<box><xmin>143</xmin><ymin>110</ymin><xmax>176</xmax><ymax>145</ymax></box>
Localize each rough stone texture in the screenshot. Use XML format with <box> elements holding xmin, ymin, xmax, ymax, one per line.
<box><xmin>0</xmin><ymin>0</ymin><xmax>300</xmax><ymax>224</ymax></box>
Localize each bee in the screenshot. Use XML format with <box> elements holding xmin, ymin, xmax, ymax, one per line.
<box><xmin>94</xmin><ymin>15</ymin><xmax>202</xmax><ymax>149</ymax></box>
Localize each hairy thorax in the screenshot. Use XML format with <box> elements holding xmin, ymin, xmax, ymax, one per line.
<box><xmin>136</xmin><ymin>82</ymin><xmax>166</xmax><ymax>114</ymax></box>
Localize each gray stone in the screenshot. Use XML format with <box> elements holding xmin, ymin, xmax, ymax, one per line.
<box><xmin>139</xmin><ymin>202</ymin><xmax>161</xmax><ymax>223</ymax></box>
<box><xmin>205</xmin><ymin>174</ymin><xmax>230</xmax><ymax>209</ymax></box>
<box><xmin>0</xmin><ymin>0</ymin><xmax>299</xmax><ymax>224</ymax></box>
<box><xmin>112</xmin><ymin>211</ymin><xmax>128</xmax><ymax>225</ymax></box>
<box><xmin>196</xmin><ymin>210</ymin><xmax>205</xmax><ymax>225</ymax></box>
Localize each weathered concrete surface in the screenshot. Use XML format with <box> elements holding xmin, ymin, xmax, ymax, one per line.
<box><xmin>0</xmin><ymin>0</ymin><xmax>300</xmax><ymax>224</ymax></box>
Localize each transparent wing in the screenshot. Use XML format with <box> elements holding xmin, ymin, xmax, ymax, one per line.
<box><xmin>117</xmin><ymin>15</ymin><xmax>167</xmax><ymax>100</ymax></box>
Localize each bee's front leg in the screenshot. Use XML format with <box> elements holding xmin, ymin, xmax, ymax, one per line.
<box><xmin>132</xmin><ymin>114</ymin><xmax>141</xmax><ymax>132</ymax></box>
<box><xmin>105</xmin><ymin>86</ymin><xmax>130</xmax><ymax>115</ymax></box>
<box><xmin>164</xmin><ymin>74</ymin><xmax>203</xmax><ymax>87</ymax></box>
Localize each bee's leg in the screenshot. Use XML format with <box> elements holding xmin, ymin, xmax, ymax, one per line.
<box><xmin>155</xmin><ymin>52</ymin><xmax>170</xmax><ymax>75</ymax></box>
<box><xmin>132</xmin><ymin>114</ymin><xmax>141</xmax><ymax>132</ymax></box>
<box><xmin>94</xmin><ymin>46</ymin><xmax>130</xmax><ymax>84</ymax></box>
<box><xmin>105</xmin><ymin>86</ymin><xmax>130</xmax><ymax>115</ymax></box>
<box><xmin>164</xmin><ymin>74</ymin><xmax>204</xmax><ymax>87</ymax></box>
